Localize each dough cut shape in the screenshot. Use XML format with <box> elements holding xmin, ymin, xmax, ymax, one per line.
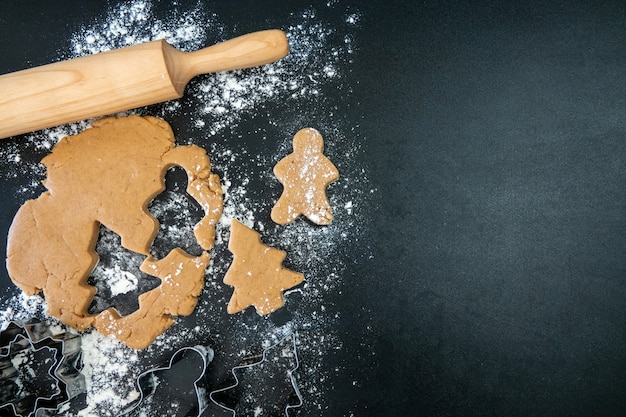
<box><xmin>6</xmin><ymin>115</ymin><xmax>223</xmax><ymax>349</ymax></box>
<box><xmin>223</xmin><ymin>220</ymin><xmax>304</xmax><ymax>315</ymax></box>
<box><xmin>271</xmin><ymin>127</ymin><xmax>339</xmax><ymax>225</ymax></box>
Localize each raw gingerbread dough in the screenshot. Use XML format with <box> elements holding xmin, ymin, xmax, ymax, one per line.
<box><xmin>6</xmin><ymin>115</ymin><xmax>223</xmax><ymax>349</ymax></box>
<box><xmin>271</xmin><ymin>128</ymin><xmax>339</xmax><ymax>225</ymax></box>
<box><xmin>223</xmin><ymin>219</ymin><xmax>304</xmax><ymax>315</ymax></box>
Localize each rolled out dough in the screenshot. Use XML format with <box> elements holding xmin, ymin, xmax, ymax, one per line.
<box><xmin>6</xmin><ymin>115</ymin><xmax>223</xmax><ymax>349</ymax></box>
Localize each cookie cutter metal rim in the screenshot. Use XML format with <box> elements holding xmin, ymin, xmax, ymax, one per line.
<box><xmin>0</xmin><ymin>321</ymin><xmax>78</xmax><ymax>417</ymax></box>
<box><xmin>209</xmin><ymin>332</ymin><xmax>303</xmax><ymax>417</ymax></box>
<box><xmin>117</xmin><ymin>344</ymin><xmax>214</xmax><ymax>417</ymax></box>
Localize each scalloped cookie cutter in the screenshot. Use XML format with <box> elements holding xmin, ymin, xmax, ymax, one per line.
<box><xmin>0</xmin><ymin>320</ymin><xmax>85</xmax><ymax>417</ymax></box>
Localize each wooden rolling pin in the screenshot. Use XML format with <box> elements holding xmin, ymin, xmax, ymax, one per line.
<box><xmin>0</xmin><ymin>29</ymin><xmax>289</xmax><ymax>139</ymax></box>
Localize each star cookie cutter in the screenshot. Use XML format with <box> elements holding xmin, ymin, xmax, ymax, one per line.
<box><xmin>118</xmin><ymin>345</ymin><xmax>214</xmax><ymax>417</ymax></box>
<box><xmin>0</xmin><ymin>320</ymin><xmax>85</xmax><ymax>417</ymax></box>
<box><xmin>209</xmin><ymin>333</ymin><xmax>303</xmax><ymax>417</ymax></box>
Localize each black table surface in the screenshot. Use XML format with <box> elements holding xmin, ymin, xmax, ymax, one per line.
<box><xmin>1</xmin><ymin>1</ymin><xmax>625</xmax><ymax>416</ymax></box>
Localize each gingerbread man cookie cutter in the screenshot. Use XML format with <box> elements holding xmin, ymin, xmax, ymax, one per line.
<box><xmin>118</xmin><ymin>345</ymin><xmax>214</xmax><ymax>417</ymax></box>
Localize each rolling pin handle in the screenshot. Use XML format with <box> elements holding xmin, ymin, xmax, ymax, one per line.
<box><xmin>171</xmin><ymin>29</ymin><xmax>290</xmax><ymax>88</ymax></box>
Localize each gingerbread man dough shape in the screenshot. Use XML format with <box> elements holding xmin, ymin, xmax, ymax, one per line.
<box><xmin>271</xmin><ymin>128</ymin><xmax>339</xmax><ymax>225</ymax></box>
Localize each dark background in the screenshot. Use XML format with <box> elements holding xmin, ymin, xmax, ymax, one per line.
<box><xmin>1</xmin><ymin>1</ymin><xmax>625</xmax><ymax>416</ymax></box>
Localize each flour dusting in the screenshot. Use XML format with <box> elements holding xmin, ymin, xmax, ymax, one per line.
<box><xmin>0</xmin><ymin>1</ymin><xmax>370</xmax><ymax>416</ymax></box>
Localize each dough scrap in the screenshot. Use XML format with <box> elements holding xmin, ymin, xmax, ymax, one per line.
<box><xmin>223</xmin><ymin>220</ymin><xmax>304</xmax><ymax>315</ymax></box>
<box><xmin>94</xmin><ymin>248</ymin><xmax>209</xmax><ymax>349</ymax></box>
<box><xmin>271</xmin><ymin>128</ymin><xmax>339</xmax><ymax>225</ymax></box>
<box><xmin>6</xmin><ymin>115</ymin><xmax>223</xmax><ymax>349</ymax></box>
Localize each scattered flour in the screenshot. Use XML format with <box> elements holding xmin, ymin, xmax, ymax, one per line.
<box><xmin>105</xmin><ymin>268</ymin><xmax>139</xmax><ymax>297</ymax></box>
<box><xmin>0</xmin><ymin>1</ymin><xmax>371</xmax><ymax>416</ymax></box>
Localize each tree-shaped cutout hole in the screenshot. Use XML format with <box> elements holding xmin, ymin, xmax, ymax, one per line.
<box><xmin>88</xmin><ymin>225</ymin><xmax>160</xmax><ymax>316</ymax></box>
<box><xmin>148</xmin><ymin>166</ymin><xmax>204</xmax><ymax>260</ymax></box>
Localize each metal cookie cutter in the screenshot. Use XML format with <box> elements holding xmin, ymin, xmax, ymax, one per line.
<box><xmin>0</xmin><ymin>320</ymin><xmax>85</xmax><ymax>417</ymax></box>
<box><xmin>118</xmin><ymin>334</ymin><xmax>303</xmax><ymax>417</ymax></box>
<box><xmin>118</xmin><ymin>345</ymin><xmax>214</xmax><ymax>417</ymax></box>
<box><xmin>209</xmin><ymin>333</ymin><xmax>303</xmax><ymax>417</ymax></box>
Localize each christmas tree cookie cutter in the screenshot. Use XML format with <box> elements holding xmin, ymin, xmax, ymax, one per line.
<box><xmin>0</xmin><ymin>320</ymin><xmax>85</xmax><ymax>417</ymax></box>
<box><xmin>209</xmin><ymin>333</ymin><xmax>303</xmax><ymax>417</ymax></box>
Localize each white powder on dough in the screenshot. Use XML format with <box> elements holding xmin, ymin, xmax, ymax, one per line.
<box><xmin>0</xmin><ymin>1</ymin><xmax>371</xmax><ymax>416</ymax></box>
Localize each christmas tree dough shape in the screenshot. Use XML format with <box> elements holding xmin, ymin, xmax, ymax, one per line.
<box><xmin>6</xmin><ymin>115</ymin><xmax>223</xmax><ymax>349</ymax></box>
<box><xmin>271</xmin><ymin>128</ymin><xmax>339</xmax><ymax>225</ymax></box>
<box><xmin>223</xmin><ymin>220</ymin><xmax>304</xmax><ymax>315</ymax></box>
